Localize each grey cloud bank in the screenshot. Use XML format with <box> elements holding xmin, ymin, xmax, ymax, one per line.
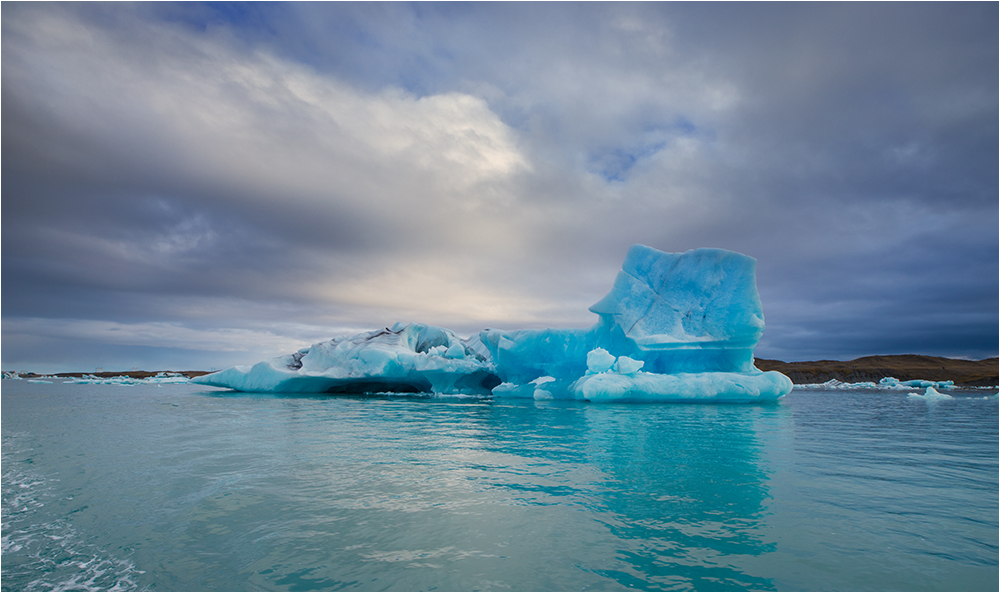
<box><xmin>2</xmin><ymin>2</ymin><xmax>997</xmax><ymax>373</ymax></box>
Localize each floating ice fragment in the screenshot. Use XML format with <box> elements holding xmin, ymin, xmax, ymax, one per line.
<box><xmin>798</xmin><ymin>377</ymin><xmax>957</xmax><ymax>390</ymax></box>
<box><xmin>795</xmin><ymin>379</ymin><xmax>879</xmax><ymax>389</ymax></box>
<box><xmin>907</xmin><ymin>386</ymin><xmax>953</xmax><ymax>400</ymax></box>
<box><xmin>66</xmin><ymin>372</ymin><xmax>190</xmax><ymax>386</ymax></box>
<box><xmin>903</xmin><ymin>379</ymin><xmax>954</xmax><ymax>389</ymax></box>
<box><xmin>194</xmin><ymin>245</ymin><xmax>793</xmax><ymax>402</ymax></box>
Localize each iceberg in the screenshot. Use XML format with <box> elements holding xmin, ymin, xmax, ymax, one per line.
<box><xmin>907</xmin><ymin>386</ymin><xmax>953</xmax><ymax>400</ymax></box>
<box><xmin>796</xmin><ymin>377</ymin><xmax>957</xmax><ymax>390</ymax></box>
<box><xmin>194</xmin><ymin>245</ymin><xmax>792</xmax><ymax>402</ymax></box>
<box><xmin>194</xmin><ymin>322</ymin><xmax>500</xmax><ymax>395</ymax></box>
<box><xmin>896</xmin><ymin>378</ymin><xmax>955</xmax><ymax>389</ymax></box>
<box><xmin>65</xmin><ymin>372</ymin><xmax>193</xmax><ymax>386</ymax></box>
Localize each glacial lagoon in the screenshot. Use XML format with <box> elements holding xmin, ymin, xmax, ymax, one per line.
<box><xmin>2</xmin><ymin>380</ymin><xmax>996</xmax><ymax>591</ymax></box>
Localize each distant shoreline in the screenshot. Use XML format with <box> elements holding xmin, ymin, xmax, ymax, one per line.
<box><xmin>6</xmin><ymin>355</ymin><xmax>997</xmax><ymax>387</ymax></box>
<box><xmin>754</xmin><ymin>354</ymin><xmax>998</xmax><ymax>387</ymax></box>
<box><xmin>6</xmin><ymin>370</ymin><xmax>214</xmax><ymax>380</ymax></box>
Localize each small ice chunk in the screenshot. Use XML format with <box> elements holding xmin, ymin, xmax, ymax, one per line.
<box><xmin>907</xmin><ymin>386</ymin><xmax>953</xmax><ymax>400</ymax></box>
<box><xmin>614</xmin><ymin>356</ymin><xmax>644</xmax><ymax>375</ymax></box>
<box><xmin>492</xmin><ymin>382</ymin><xmax>535</xmax><ymax>398</ymax></box>
<box><xmin>586</xmin><ymin>348</ymin><xmax>616</xmax><ymax>374</ymax></box>
<box><xmin>491</xmin><ymin>376</ymin><xmax>573</xmax><ymax>400</ymax></box>
<box><xmin>445</xmin><ymin>343</ymin><xmax>466</xmax><ymax>359</ymax></box>
<box><xmin>531</xmin><ymin>376</ymin><xmax>558</xmax><ymax>399</ymax></box>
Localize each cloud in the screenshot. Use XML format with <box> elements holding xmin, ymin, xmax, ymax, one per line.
<box><xmin>3</xmin><ymin>5</ymin><xmax>544</xmax><ymax>320</ymax></box>
<box><xmin>3</xmin><ymin>5</ymin><xmax>529</xmax><ymax>212</ymax></box>
<box><xmin>2</xmin><ymin>317</ymin><xmax>309</xmax><ymax>354</ymax></box>
<box><xmin>2</xmin><ymin>2</ymin><xmax>997</xmax><ymax>371</ymax></box>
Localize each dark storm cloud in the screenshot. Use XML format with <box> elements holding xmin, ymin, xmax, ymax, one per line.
<box><xmin>2</xmin><ymin>2</ymin><xmax>996</xmax><ymax>372</ymax></box>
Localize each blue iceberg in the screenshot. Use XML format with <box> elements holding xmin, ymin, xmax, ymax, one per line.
<box><xmin>193</xmin><ymin>245</ymin><xmax>792</xmax><ymax>402</ymax></box>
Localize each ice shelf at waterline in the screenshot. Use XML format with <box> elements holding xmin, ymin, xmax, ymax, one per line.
<box><xmin>193</xmin><ymin>245</ymin><xmax>793</xmax><ymax>402</ymax></box>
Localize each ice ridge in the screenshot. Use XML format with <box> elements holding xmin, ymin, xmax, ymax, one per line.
<box><xmin>193</xmin><ymin>245</ymin><xmax>793</xmax><ymax>402</ymax></box>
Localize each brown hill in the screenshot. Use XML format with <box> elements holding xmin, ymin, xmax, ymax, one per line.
<box><xmin>755</xmin><ymin>355</ymin><xmax>998</xmax><ymax>386</ymax></box>
<box><xmin>38</xmin><ymin>370</ymin><xmax>213</xmax><ymax>379</ymax></box>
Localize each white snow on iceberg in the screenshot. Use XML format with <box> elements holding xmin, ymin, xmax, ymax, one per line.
<box><xmin>193</xmin><ymin>245</ymin><xmax>793</xmax><ymax>402</ymax></box>
<box><xmin>196</xmin><ymin>322</ymin><xmax>499</xmax><ymax>395</ymax></box>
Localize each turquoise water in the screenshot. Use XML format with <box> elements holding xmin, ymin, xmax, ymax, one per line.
<box><xmin>2</xmin><ymin>381</ymin><xmax>997</xmax><ymax>591</ymax></box>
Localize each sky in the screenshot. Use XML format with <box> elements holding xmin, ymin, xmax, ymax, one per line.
<box><xmin>2</xmin><ymin>1</ymin><xmax>997</xmax><ymax>373</ymax></box>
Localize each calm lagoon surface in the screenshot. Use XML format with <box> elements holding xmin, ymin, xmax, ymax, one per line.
<box><xmin>2</xmin><ymin>380</ymin><xmax>997</xmax><ymax>591</ymax></box>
